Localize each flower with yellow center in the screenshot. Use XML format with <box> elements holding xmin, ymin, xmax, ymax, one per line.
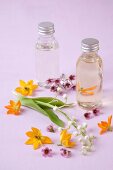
<box><xmin>25</xmin><ymin>127</ymin><xmax>53</xmax><ymax>150</ymax></box>
<box><xmin>5</xmin><ymin>100</ymin><xmax>21</xmax><ymax>115</ymax></box>
<box><xmin>15</xmin><ymin>80</ymin><xmax>38</xmax><ymax>96</ymax></box>
<box><xmin>60</xmin><ymin>129</ymin><xmax>76</xmax><ymax>148</ymax></box>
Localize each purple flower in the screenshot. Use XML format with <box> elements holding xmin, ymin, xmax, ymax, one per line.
<box><xmin>46</xmin><ymin>78</ymin><xmax>54</xmax><ymax>84</ymax></box>
<box><xmin>46</xmin><ymin>125</ymin><xmax>57</xmax><ymax>133</ymax></box>
<box><xmin>93</xmin><ymin>108</ymin><xmax>100</xmax><ymax>116</ymax></box>
<box><xmin>50</xmin><ymin>85</ymin><xmax>57</xmax><ymax>92</ymax></box>
<box><xmin>55</xmin><ymin>79</ymin><xmax>60</xmax><ymax>85</ymax></box>
<box><xmin>84</xmin><ymin>112</ymin><xmax>92</xmax><ymax>119</ymax></box>
<box><xmin>69</xmin><ymin>75</ymin><xmax>75</xmax><ymax>81</ymax></box>
<box><xmin>60</xmin><ymin>148</ymin><xmax>71</xmax><ymax>158</ymax></box>
<box><xmin>42</xmin><ymin>147</ymin><xmax>53</xmax><ymax>157</ymax></box>
<box><xmin>64</xmin><ymin>82</ymin><xmax>71</xmax><ymax>89</ymax></box>
<box><xmin>71</xmin><ymin>85</ymin><xmax>76</xmax><ymax>90</ymax></box>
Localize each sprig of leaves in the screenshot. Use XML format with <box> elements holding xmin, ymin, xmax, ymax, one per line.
<box><xmin>18</xmin><ymin>96</ymin><xmax>73</xmax><ymax>127</ymax></box>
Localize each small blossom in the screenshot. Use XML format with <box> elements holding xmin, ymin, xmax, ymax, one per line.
<box><xmin>5</xmin><ymin>100</ymin><xmax>21</xmax><ymax>115</ymax></box>
<box><xmin>46</xmin><ymin>125</ymin><xmax>57</xmax><ymax>133</ymax></box>
<box><xmin>69</xmin><ymin>75</ymin><xmax>75</xmax><ymax>81</ymax></box>
<box><xmin>60</xmin><ymin>148</ymin><xmax>71</xmax><ymax>158</ymax></box>
<box><xmin>53</xmin><ymin>106</ymin><xmax>58</xmax><ymax>111</ymax></box>
<box><xmin>71</xmin><ymin>85</ymin><xmax>76</xmax><ymax>90</ymax></box>
<box><xmin>64</xmin><ymin>82</ymin><xmax>71</xmax><ymax>89</ymax></box>
<box><xmin>41</xmin><ymin>147</ymin><xmax>53</xmax><ymax>157</ymax></box>
<box><xmin>58</xmin><ymin>127</ymin><xmax>62</xmax><ymax>132</ymax></box>
<box><xmin>84</xmin><ymin>112</ymin><xmax>92</xmax><ymax>119</ymax></box>
<box><xmin>55</xmin><ymin>79</ymin><xmax>60</xmax><ymax>84</ymax></box>
<box><xmin>57</xmin><ymin>87</ymin><xmax>62</xmax><ymax>92</ymax></box>
<box><xmin>67</xmin><ymin>121</ymin><xmax>73</xmax><ymax>127</ymax></box>
<box><xmin>63</xmin><ymin>94</ymin><xmax>67</xmax><ymax>99</ymax></box>
<box><xmin>82</xmin><ymin>122</ymin><xmax>87</xmax><ymax>128</ymax></box>
<box><xmin>50</xmin><ymin>86</ymin><xmax>57</xmax><ymax>92</ymax></box>
<box><xmin>93</xmin><ymin>108</ymin><xmax>100</xmax><ymax>116</ymax></box>
<box><xmin>46</xmin><ymin>79</ymin><xmax>54</xmax><ymax>84</ymax></box>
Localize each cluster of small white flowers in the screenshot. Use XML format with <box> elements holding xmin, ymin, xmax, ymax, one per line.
<box><xmin>79</xmin><ymin>135</ymin><xmax>95</xmax><ymax>155</ymax></box>
<box><xmin>68</xmin><ymin>120</ymin><xmax>95</xmax><ymax>155</ymax></box>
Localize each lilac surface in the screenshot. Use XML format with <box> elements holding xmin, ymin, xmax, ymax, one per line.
<box><xmin>0</xmin><ymin>0</ymin><xmax>113</xmax><ymax>170</ymax></box>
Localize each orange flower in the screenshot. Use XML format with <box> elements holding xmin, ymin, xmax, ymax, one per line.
<box><xmin>15</xmin><ymin>80</ymin><xmax>38</xmax><ymax>96</ymax></box>
<box><xmin>5</xmin><ymin>100</ymin><xmax>21</xmax><ymax>115</ymax></box>
<box><xmin>98</xmin><ymin>115</ymin><xmax>112</xmax><ymax>135</ymax></box>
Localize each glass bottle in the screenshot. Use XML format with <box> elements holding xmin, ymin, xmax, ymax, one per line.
<box><xmin>35</xmin><ymin>21</ymin><xmax>59</xmax><ymax>83</ymax></box>
<box><xmin>76</xmin><ymin>38</ymin><xmax>103</xmax><ymax>109</ymax></box>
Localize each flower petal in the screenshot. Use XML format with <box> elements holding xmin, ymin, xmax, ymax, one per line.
<box><xmin>25</xmin><ymin>138</ymin><xmax>34</xmax><ymax>145</ymax></box>
<box><xmin>33</xmin><ymin>141</ymin><xmax>41</xmax><ymax>150</ymax></box>
<box><xmin>20</xmin><ymin>80</ymin><xmax>26</xmax><ymax>87</ymax></box>
<box><xmin>31</xmin><ymin>127</ymin><xmax>42</xmax><ymax>136</ymax></box>
<box><xmin>108</xmin><ymin>115</ymin><xmax>112</xmax><ymax>126</ymax></box>
<box><xmin>10</xmin><ymin>100</ymin><xmax>15</xmax><ymax>106</ymax></box>
<box><xmin>41</xmin><ymin>136</ymin><xmax>53</xmax><ymax>144</ymax></box>
<box><xmin>26</xmin><ymin>131</ymin><xmax>35</xmax><ymax>138</ymax></box>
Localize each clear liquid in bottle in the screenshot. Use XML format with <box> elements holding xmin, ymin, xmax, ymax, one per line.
<box><xmin>76</xmin><ymin>38</ymin><xmax>103</xmax><ymax>110</ymax></box>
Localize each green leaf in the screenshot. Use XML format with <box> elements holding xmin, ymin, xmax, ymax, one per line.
<box><xmin>33</xmin><ymin>97</ymin><xmax>65</xmax><ymax>107</ymax></box>
<box><xmin>44</xmin><ymin>108</ymin><xmax>64</xmax><ymax>127</ymax></box>
<box><xmin>19</xmin><ymin>97</ymin><xmax>47</xmax><ymax>116</ymax></box>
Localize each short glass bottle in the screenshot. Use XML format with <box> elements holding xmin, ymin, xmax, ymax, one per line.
<box><xmin>76</xmin><ymin>38</ymin><xmax>103</xmax><ymax>110</ymax></box>
<box><xmin>36</xmin><ymin>21</ymin><xmax>59</xmax><ymax>82</ymax></box>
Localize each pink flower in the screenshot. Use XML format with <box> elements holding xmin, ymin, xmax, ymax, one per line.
<box><xmin>50</xmin><ymin>85</ymin><xmax>57</xmax><ymax>92</ymax></box>
<box><xmin>69</xmin><ymin>75</ymin><xmax>75</xmax><ymax>81</ymax></box>
<box><xmin>93</xmin><ymin>108</ymin><xmax>100</xmax><ymax>116</ymax></box>
<box><xmin>60</xmin><ymin>148</ymin><xmax>71</xmax><ymax>158</ymax></box>
<box><xmin>41</xmin><ymin>147</ymin><xmax>53</xmax><ymax>157</ymax></box>
<box><xmin>84</xmin><ymin>112</ymin><xmax>92</xmax><ymax>119</ymax></box>
<box><xmin>46</xmin><ymin>125</ymin><xmax>57</xmax><ymax>133</ymax></box>
<box><xmin>46</xmin><ymin>79</ymin><xmax>54</xmax><ymax>84</ymax></box>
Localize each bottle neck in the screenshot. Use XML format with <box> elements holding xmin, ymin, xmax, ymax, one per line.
<box><xmin>81</xmin><ymin>51</ymin><xmax>99</xmax><ymax>62</ymax></box>
<box><xmin>38</xmin><ymin>33</ymin><xmax>55</xmax><ymax>42</ymax></box>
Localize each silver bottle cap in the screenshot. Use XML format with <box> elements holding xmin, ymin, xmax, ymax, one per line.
<box><xmin>38</xmin><ymin>22</ymin><xmax>55</xmax><ymax>35</ymax></box>
<box><xmin>81</xmin><ymin>38</ymin><xmax>99</xmax><ymax>52</ymax></box>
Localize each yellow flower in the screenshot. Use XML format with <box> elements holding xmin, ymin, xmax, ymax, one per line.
<box><xmin>60</xmin><ymin>129</ymin><xmax>76</xmax><ymax>148</ymax></box>
<box><xmin>25</xmin><ymin>127</ymin><xmax>53</xmax><ymax>150</ymax></box>
<box><xmin>15</xmin><ymin>80</ymin><xmax>38</xmax><ymax>96</ymax></box>
<box><xmin>5</xmin><ymin>100</ymin><xmax>21</xmax><ymax>115</ymax></box>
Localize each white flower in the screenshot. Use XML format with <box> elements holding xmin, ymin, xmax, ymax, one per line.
<box><xmin>82</xmin><ymin>122</ymin><xmax>87</xmax><ymax>128</ymax></box>
<box><xmin>53</xmin><ymin>106</ymin><xmax>58</xmax><ymax>111</ymax></box>
<box><xmin>77</xmin><ymin>125</ymin><xmax>82</xmax><ymax>130</ymax></box>
<box><xmin>84</xmin><ymin>135</ymin><xmax>89</xmax><ymax>140</ymax></box>
<box><xmin>63</xmin><ymin>94</ymin><xmax>67</xmax><ymax>99</ymax></box>
<box><xmin>58</xmin><ymin>127</ymin><xmax>62</xmax><ymax>132</ymax></box>
<box><xmin>72</xmin><ymin>131</ymin><xmax>78</xmax><ymax>136</ymax></box>
<box><xmin>57</xmin><ymin>87</ymin><xmax>62</xmax><ymax>92</ymax></box>
<box><xmin>67</xmin><ymin>120</ymin><xmax>73</xmax><ymax>127</ymax></box>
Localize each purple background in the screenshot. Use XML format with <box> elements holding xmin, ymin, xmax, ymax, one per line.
<box><xmin>1</xmin><ymin>0</ymin><xmax>113</xmax><ymax>170</ymax></box>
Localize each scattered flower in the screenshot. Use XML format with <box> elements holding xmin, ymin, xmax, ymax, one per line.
<box><xmin>25</xmin><ymin>127</ymin><xmax>53</xmax><ymax>150</ymax></box>
<box><xmin>46</xmin><ymin>125</ymin><xmax>57</xmax><ymax>133</ymax></box>
<box><xmin>98</xmin><ymin>115</ymin><xmax>112</xmax><ymax>135</ymax></box>
<box><xmin>39</xmin><ymin>74</ymin><xmax>76</xmax><ymax>96</ymax></box>
<box><xmin>93</xmin><ymin>108</ymin><xmax>100</xmax><ymax>116</ymax></box>
<box><xmin>5</xmin><ymin>100</ymin><xmax>21</xmax><ymax>115</ymax></box>
<box><xmin>60</xmin><ymin>129</ymin><xmax>76</xmax><ymax>148</ymax></box>
<box><xmin>53</xmin><ymin>106</ymin><xmax>58</xmax><ymax>111</ymax></box>
<box><xmin>69</xmin><ymin>75</ymin><xmax>75</xmax><ymax>81</ymax></box>
<box><xmin>84</xmin><ymin>112</ymin><xmax>92</xmax><ymax>119</ymax></box>
<box><xmin>60</xmin><ymin>148</ymin><xmax>71</xmax><ymax>158</ymax></box>
<box><xmin>63</xmin><ymin>94</ymin><xmax>67</xmax><ymax>99</ymax></box>
<box><xmin>41</xmin><ymin>147</ymin><xmax>53</xmax><ymax>157</ymax></box>
<box><xmin>15</xmin><ymin>80</ymin><xmax>38</xmax><ymax>96</ymax></box>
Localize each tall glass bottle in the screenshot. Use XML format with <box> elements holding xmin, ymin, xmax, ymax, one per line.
<box><xmin>35</xmin><ymin>22</ymin><xmax>59</xmax><ymax>83</ymax></box>
<box><xmin>76</xmin><ymin>38</ymin><xmax>103</xmax><ymax>109</ymax></box>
